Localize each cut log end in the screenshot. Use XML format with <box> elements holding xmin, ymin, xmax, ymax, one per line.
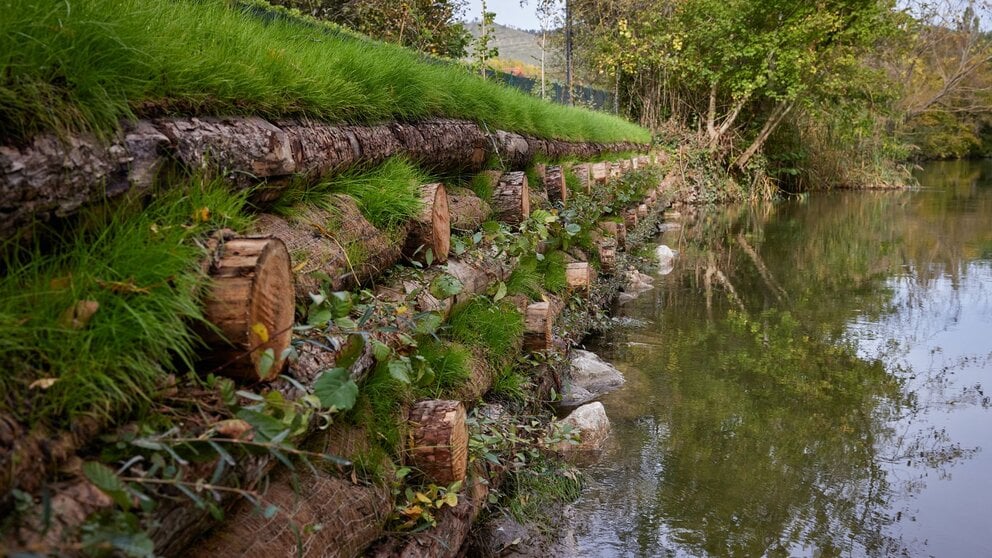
<box><xmin>624</xmin><ymin>209</ymin><xmax>638</xmax><ymax>229</ymax></box>
<box><xmin>591</xmin><ymin>162</ymin><xmax>608</xmax><ymax>185</ymax></box>
<box><xmin>493</xmin><ymin>171</ymin><xmax>530</xmax><ymax>225</ymax></box>
<box><xmin>523</xmin><ymin>301</ymin><xmax>555</xmax><ymax>353</ymax></box>
<box><xmin>203</xmin><ymin>237</ymin><xmax>295</xmax><ymax>382</ymax></box>
<box><xmin>408</xmin><ymin>400</ymin><xmax>469</xmax><ymax>485</ymax></box>
<box><xmin>598</xmin><ymin>242</ymin><xmax>617</xmax><ymax>274</ymax></box>
<box><xmin>598</xmin><ymin>221</ymin><xmax>627</xmax><ymax>250</ymax></box>
<box><xmin>637</xmin><ymin>203</ymin><xmax>649</xmax><ymax>218</ymax></box>
<box><xmin>571</xmin><ymin>163</ymin><xmax>592</xmax><ymax>194</ymax></box>
<box><xmin>544</xmin><ymin>165</ymin><xmax>567</xmax><ymax>206</ymax></box>
<box><xmin>565</xmin><ymin>262</ymin><xmax>593</xmax><ymax>292</ymax></box>
<box><xmin>404</xmin><ymin>183</ymin><xmax>451</xmax><ymax>265</ymax></box>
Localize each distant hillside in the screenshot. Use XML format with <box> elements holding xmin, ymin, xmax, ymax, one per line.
<box><xmin>464</xmin><ymin>21</ymin><xmax>562</xmax><ymax>75</ymax></box>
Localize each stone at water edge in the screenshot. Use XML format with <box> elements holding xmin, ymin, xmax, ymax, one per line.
<box><xmin>556</xmin><ymin>402</ymin><xmax>611</xmax><ymax>452</ymax></box>
<box><xmin>619</xmin><ymin>268</ymin><xmax>655</xmax><ymax>304</ymax></box>
<box><xmin>569</xmin><ymin>349</ymin><xmax>625</xmax><ymax>395</ymax></box>
<box><xmin>656</xmin><ymin>244</ymin><xmax>678</xmax><ymax>275</ymax></box>
<box><xmin>658</xmin><ymin>222</ymin><xmax>682</xmax><ymax>233</ymax></box>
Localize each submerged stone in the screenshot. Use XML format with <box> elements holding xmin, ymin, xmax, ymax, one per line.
<box><xmin>569</xmin><ymin>349</ymin><xmax>625</xmax><ymax>395</ymax></box>
<box><xmin>557</xmin><ymin>402</ymin><xmax>610</xmax><ymax>452</ymax></box>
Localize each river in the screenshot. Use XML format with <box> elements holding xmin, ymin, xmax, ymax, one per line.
<box><xmin>565</xmin><ymin>160</ymin><xmax>992</xmax><ymax>557</ymax></box>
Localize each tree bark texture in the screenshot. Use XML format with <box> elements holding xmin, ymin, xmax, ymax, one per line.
<box><xmin>445</xmin><ymin>186</ymin><xmax>490</xmax><ymax>232</ymax></box>
<box><xmin>570</xmin><ymin>162</ymin><xmax>591</xmax><ymax>193</ymax></box>
<box><xmin>522</xmin><ymin>301</ymin><xmax>556</xmax><ymax>353</ymax></box>
<box><xmin>0</xmin><ymin>117</ymin><xmax>645</xmax><ymax>238</ymax></box>
<box><xmin>565</xmin><ymin>262</ymin><xmax>593</xmax><ymax>292</ymax></box>
<box><xmin>544</xmin><ymin>165</ymin><xmax>567</xmax><ymax>206</ymax></box>
<box><xmin>252</xmin><ymin>195</ymin><xmax>402</xmax><ymax>297</ymax></box>
<box><xmin>199</xmin><ymin>237</ymin><xmax>295</xmax><ymax>382</ymax></box>
<box><xmin>403</xmin><ymin>183</ymin><xmax>450</xmax><ymax>265</ymax></box>
<box><xmin>591</xmin><ymin>162</ymin><xmax>608</xmax><ymax>184</ymax></box>
<box><xmin>491</xmin><ymin>171</ymin><xmax>530</xmax><ymax>225</ymax></box>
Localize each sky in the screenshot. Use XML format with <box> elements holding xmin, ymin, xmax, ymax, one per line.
<box><xmin>461</xmin><ymin>0</ymin><xmax>544</xmax><ymax>30</ymax></box>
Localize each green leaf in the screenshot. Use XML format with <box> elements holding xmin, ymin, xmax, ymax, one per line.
<box><xmin>425</xmin><ymin>248</ymin><xmax>434</xmax><ymax>266</ymax></box>
<box><xmin>388</xmin><ymin>359</ymin><xmax>413</xmax><ymax>384</ymax></box>
<box><xmin>109</xmin><ymin>532</ymin><xmax>155</xmax><ymax>557</ymax></box>
<box><xmin>371</xmin><ymin>339</ymin><xmax>392</xmax><ymax>361</ymax></box>
<box><xmin>336</xmin><ymin>334</ymin><xmax>366</xmax><ymax>370</ymax></box>
<box><xmin>257</xmin><ymin>348</ymin><xmax>276</xmax><ymax>379</ymax></box>
<box><xmin>564</xmin><ymin>223</ymin><xmax>582</xmax><ymax>236</ymax></box>
<box><xmin>307</xmin><ymin>308</ymin><xmax>333</xmax><ymax>326</ymax></box>
<box><xmin>492</xmin><ymin>281</ymin><xmax>507</xmax><ymax>302</ymax></box>
<box><xmin>313</xmin><ymin>368</ymin><xmax>358</xmax><ymax>411</ymax></box>
<box><xmin>328</xmin><ymin>291</ymin><xmax>353</xmax><ymax>319</ymax></box>
<box><xmin>236</xmin><ymin>409</ymin><xmax>290</xmax><ymax>442</ymax></box>
<box><xmin>430</xmin><ymin>273</ymin><xmax>464</xmax><ymax>300</ymax></box>
<box><xmin>82</xmin><ymin>462</ymin><xmax>132</xmax><ymax>509</ymax></box>
<box><xmin>334</xmin><ymin>317</ymin><xmax>357</xmax><ymax>330</ymax></box>
<box><xmin>413</xmin><ymin>313</ymin><xmax>443</xmax><ymax>336</ymax></box>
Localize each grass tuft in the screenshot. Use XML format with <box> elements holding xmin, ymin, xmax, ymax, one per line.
<box><xmin>539</xmin><ymin>251</ymin><xmax>569</xmax><ymax>294</ymax></box>
<box><xmin>415</xmin><ymin>340</ymin><xmax>474</xmax><ymax>397</ymax></box>
<box><xmin>447</xmin><ymin>297</ymin><xmax>524</xmax><ymax>361</ymax></box>
<box><xmin>506</xmin><ymin>258</ymin><xmax>544</xmax><ymax>300</ymax></box>
<box><xmin>0</xmin><ymin>0</ymin><xmax>651</xmax><ymax>145</ymax></box>
<box><xmin>489</xmin><ymin>365</ymin><xmax>529</xmax><ymax>405</ymax></box>
<box><xmin>0</xmin><ymin>180</ymin><xmax>251</xmax><ymax>427</ymax></box>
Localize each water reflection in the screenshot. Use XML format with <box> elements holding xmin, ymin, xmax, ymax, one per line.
<box><xmin>569</xmin><ymin>160</ymin><xmax>992</xmax><ymax>557</ymax></box>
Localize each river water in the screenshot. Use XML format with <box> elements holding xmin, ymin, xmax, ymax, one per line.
<box><xmin>567</xmin><ymin>160</ymin><xmax>992</xmax><ymax>557</ymax></box>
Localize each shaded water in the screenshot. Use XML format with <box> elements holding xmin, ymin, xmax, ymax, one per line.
<box><xmin>568</xmin><ymin>160</ymin><xmax>992</xmax><ymax>557</ymax></box>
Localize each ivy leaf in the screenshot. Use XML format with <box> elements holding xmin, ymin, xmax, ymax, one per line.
<box><xmin>430</xmin><ymin>273</ymin><xmax>463</xmax><ymax>300</ymax></box>
<box><xmin>564</xmin><ymin>223</ymin><xmax>582</xmax><ymax>236</ymax></box>
<box><xmin>313</xmin><ymin>368</ymin><xmax>358</xmax><ymax>411</ymax></box>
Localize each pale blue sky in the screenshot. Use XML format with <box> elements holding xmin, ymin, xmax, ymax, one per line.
<box><xmin>461</xmin><ymin>0</ymin><xmax>545</xmax><ymax>30</ymax></box>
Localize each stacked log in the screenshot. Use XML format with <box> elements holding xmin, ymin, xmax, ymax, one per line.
<box><xmin>522</xmin><ymin>301</ymin><xmax>556</xmax><ymax>353</ymax></box>
<box><xmin>253</xmin><ymin>195</ymin><xmax>402</xmax><ymax>296</ymax></box>
<box><xmin>598</xmin><ymin>221</ymin><xmax>626</xmax><ymax>249</ymax></box>
<box><xmin>591</xmin><ymin>162</ymin><xmax>608</xmax><ymax>185</ymax></box>
<box><xmin>492</xmin><ymin>171</ymin><xmax>530</xmax><ymax>225</ymax></box>
<box><xmin>407</xmin><ymin>400</ymin><xmax>469</xmax><ymax>485</ymax></box>
<box><xmin>200</xmin><ymin>237</ymin><xmax>295</xmax><ymax>382</ymax></box>
<box><xmin>609</xmin><ymin>162</ymin><xmax>622</xmax><ymax>179</ymax></box>
<box><xmin>571</xmin><ymin>162</ymin><xmax>592</xmax><ymax>194</ymax></box>
<box><xmin>565</xmin><ymin>262</ymin><xmax>593</xmax><ymax>292</ymax></box>
<box><xmin>624</xmin><ymin>209</ymin><xmax>638</xmax><ymax>229</ymax></box>
<box><xmin>637</xmin><ymin>203</ymin><xmax>649</xmax><ymax>219</ymax></box>
<box><xmin>403</xmin><ymin>183</ymin><xmax>451</xmax><ymax>265</ymax></box>
<box><xmin>598</xmin><ymin>240</ymin><xmax>618</xmax><ymax>274</ymax></box>
<box><xmin>445</xmin><ymin>186</ymin><xmax>491</xmax><ymax>232</ymax></box>
<box><xmin>544</xmin><ymin>165</ymin><xmax>567</xmax><ymax>206</ymax></box>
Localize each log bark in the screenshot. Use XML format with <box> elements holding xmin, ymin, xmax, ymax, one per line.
<box><xmin>630</xmin><ymin>157</ymin><xmax>639</xmax><ymax>170</ymax></box>
<box><xmin>609</xmin><ymin>162</ymin><xmax>622</xmax><ymax>179</ymax></box>
<box><xmin>491</xmin><ymin>171</ymin><xmax>530</xmax><ymax>225</ymax></box>
<box><xmin>200</xmin><ymin>237</ymin><xmax>295</xmax><ymax>382</ymax></box>
<box><xmin>404</xmin><ymin>183</ymin><xmax>450</xmax><ymax>265</ymax></box>
<box><xmin>544</xmin><ymin>165</ymin><xmax>567</xmax><ymax>206</ymax></box>
<box><xmin>565</xmin><ymin>262</ymin><xmax>592</xmax><ymax>292</ymax></box>
<box><xmin>522</xmin><ymin>302</ymin><xmax>555</xmax><ymax>353</ymax></box>
<box><xmin>571</xmin><ymin>162</ymin><xmax>591</xmax><ymax>194</ymax></box>
<box><xmin>638</xmin><ymin>155</ymin><xmax>650</xmax><ymax>168</ymax></box>
<box><xmin>407</xmin><ymin>400</ymin><xmax>469</xmax><ymax>485</ymax></box>
<box><xmin>591</xmin><ymin>162</ymin><xmax>608</xmax><ymax>185</ymax></box>
<box><xmin>598</xmin><ymin>221</ymin><xmax>626</xmax><ymax>250</ymax></box>
<box><xmin>252</xmin><ymin>195</ymin><xmax>402</xmax><ymax>297</ymax></box>
<box><xmin>445</xmin><ymin>186</ymin><xmax>490</xmax><ymax>232</ymax></box>
<box><xmin>0</xmin><ymin>117</ymin><xmax>645</xmax><ymax>238</ymax></box>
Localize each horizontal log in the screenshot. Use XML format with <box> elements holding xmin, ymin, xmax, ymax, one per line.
<box><xmin>492</xmin><ymin>171</ymin><xmax>530</xmax><ymax>225</ymax></box>
<box><xmin>408</xmin><ymin>400</ymin><xmax>469</xmax><ymax>485</ymax></box>
<box><xmin>565</xmin><ymin>262</ymin><xmax>593</xmax><ymax>292</ymax></box>
<box><xmin>0</xmin><ymin>117</ymin><xmax>646</xmax><ymax>238</ymax></box>
<box><xmin>591</xmin><ymin>162</ymin><xmax>608</xmax><ymax>184</ymax></box>
<box><xmin>445</xmin><ymin>186</ymin><xmax>490</xmax><ymax>232</ymax></box>
<box><xmin>403</xmin><ymin>183</ymin><xmax>450</xmax><ymax>265</ymax></box>
<box><xmin>571</xmin><ymin>162</ymin><xmax>592</xmax><ymax>194</ymax></box>
<box><xmin>544</xmin><ymin>165</ymin><xmax>567</xmax><ymax>206</ymax></box>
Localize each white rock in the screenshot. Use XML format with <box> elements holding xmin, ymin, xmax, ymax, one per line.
<box><xmin>557</xmin><ymin>402</ymin><xmax>610</xmax><ymax>452</ymax></box>
<box><xmin>656</xmin><ymin>244</ymin><xmax>678</xmax><ymax>275</ymax></box>
<box><xmin>570</xmin><ymin>349</ymin><xmax>625</xmax><ymax>395</ymax></box>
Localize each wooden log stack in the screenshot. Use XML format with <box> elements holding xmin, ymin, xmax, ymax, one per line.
<box><xmin>446</xmin><ymin>186</ymin><xmax>491</xmax><ymax>232</ymax></box>
<box><xmin>571</xmin><ymin>163</ymin><xmax>592</xmax><ymax>194</ymax></box>
<box><xmin>591</xmin><ymin>162</ymin><xmax>608</xmax><ymax>185</ymax></box>
<box><xmin>565</xmin><ymin>262</ymin><xmax>593</xmax><ymax>292</ymax></box>
<box><xmin>522</xmin><ymin>301</ymin><xmax>556</xmax><ymax>353</ymax></box>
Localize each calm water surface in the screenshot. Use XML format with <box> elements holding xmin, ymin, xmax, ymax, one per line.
<box><xmin>568</xmin><ymin>160</ymin><xmax>992</xmax><ymax>557</ymax></box>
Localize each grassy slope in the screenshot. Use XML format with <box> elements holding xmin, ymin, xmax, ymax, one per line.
<box><xmin>0</xmin><ymin>0</ymin><xmax>650</xmax><ymax>144</ymax></box>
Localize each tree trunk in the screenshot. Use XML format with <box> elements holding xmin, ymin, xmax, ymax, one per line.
<box><xmin>491</xmin><ymin>171</ymin><xmax>530</xmax><ymax>225</ymax></box>
<box><xmin>407</xmin><ymin>400</ymin><xmax>469</xmax><ymax>485</ymax></box>
<box><xmin>445</xmin><ymin>186</ymin><xmax>490</xmax><ymax>232</ymax></box>
<box><xmin>404</xmin><ymin>183</ymin><xmax>451</xmax><ymax>265</ymax></box>
<box><xmin>565</xmin><ymin>262</ymin><xmax>593</xmax><ymax>292</ymax></box>
<box><xmin>200</xmin><ymin>237</ymin><xmax>295</xmax><ymax>382</ymax></box>
<box><xmin>522</xmin><ymin>302</ymin><xmax>555</xmax><ymax>353</ymax></box>
<box><xmin>252</xmin><ymin>195</ymin><xmax>403</xmax><ymax>298</ymax></box>
<box><xmin>733</xmin><ymin>101</ymin><xmax>794</xmax><ymax>170</ymax></box>
<box><xmin>544</xmin><ymin>165</ymin><xmax>567</xmax><ymax>206</ymax></box>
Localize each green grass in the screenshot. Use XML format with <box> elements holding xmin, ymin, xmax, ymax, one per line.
<box><xmin>415</xmin><ymin>340</ymin><xmax>474</xmax><ymax>397</ymax></box>
<box><xmin>0</xmin><ymin>180</ymin><xmax>251</xmax><ymax>426</ymax></box>
<box><xmin>447</xmin><ymin>297</ymin><xmax>524</xmax><ymax>361</ymax></box>
<box><xmin>489</xmin><ymin>365</ymin><xmax>529</xmax><ymax>405</ymax></box>
<box><xmin>506</xmin><ymin>258</ymin><xmax>544</xmax><ymax>300</ymax></box>
<box><xmin>468</xmin><ymin>172</ymin><xmax>497</xmax><ymax>203</ymax></box>
<box><xmin>539</xmin><ymin>251</ymin><xmax>569</xmax><ymax>294</ymax></box>
<box><xmin>0</xmin><ymin>0</ymin><xmax>651</xmax><ymax>145</ymax></box>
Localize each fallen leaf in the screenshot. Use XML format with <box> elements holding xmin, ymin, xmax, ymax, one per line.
<box><xmin>49</xmin><ymin>275</ymin><xmax>72</xmax><ymax>290</ymax></box>
<box><xmin>96</xmin><ymin>278</ymin><xmax>150</xmax><ymax>295</ymax></box>
<box><xmin>214</xmin><ymin>419</ymin><xmax>253</xmax><ymax>440</ymax></box>
<box><xmin>58</xmin><ymin>300</ymin><xmax>100</xmax><ymax>329</ymax></box>
<box><xmin>29</xmin><ymin>378</ymin><xmax>58</xmax><ymax>390</ymax></box>
<box><xmin>194</xmin><ymin>207</ymin><xmax>211</xmax><ymax>223</ymax></box>
<box><xmin>292</xmin><ymin>258</ymin><xmax>309</xmax><ymax>273</ymax></box>
<box><xmin>251</xmin><ymin>322</ymin><xmax>270</xmax><ymax>343</ymax></box>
